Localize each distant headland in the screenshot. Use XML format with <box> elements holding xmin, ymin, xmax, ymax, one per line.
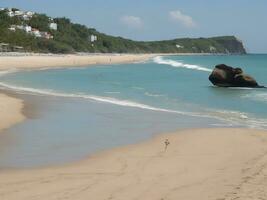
<box><xmin>0</xmin><ymin>7</ymin><xmax>246</xmax><ymax>54</ymax></box>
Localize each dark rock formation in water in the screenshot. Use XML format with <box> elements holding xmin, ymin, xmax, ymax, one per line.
<box><xmin>209</xmin><ymin>64</ymin><xmax>264</xmax><ymax>88</ymax></box>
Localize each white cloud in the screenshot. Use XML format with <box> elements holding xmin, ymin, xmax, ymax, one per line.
<box><xmin>121</xmin><ymin>15</ymin><xmax>143</xmax><ymax>29</ymax></box>
<box><xmin>169</xmin><ymin>10</ymin><xmax>196</xmax><ymax>28</ymax></box>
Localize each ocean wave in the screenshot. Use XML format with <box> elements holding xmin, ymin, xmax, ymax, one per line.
<box><xmin>209</xmin><ymin>109</ymin><xmax>267</xmax><ymax>129</ymax></box>
<box><xmin>227</xmin><ymin>87</ymin><xmax>254</xmax><ymax>90</ymax></box>
<box><xmin>242</xmin><ymin>92</ymin><xmax>267</xmax><ymax>103</ymax></box>
<box><xmin>105</xmin><ymin>91</ymin><xmax>121</xmax><ymax>94</ymax></box>
<box><xmin>0</xmin><ymin>81</ymin><xmax>238</xmax><ymax>121</ymax></box>
<box><xmin>132</xmin><ymin>86</ymin><xmax>145</xmax><ymax>90</ymax></box>
<box><xmin>0</xmin><ymin>81</ymin><xmax>267</xmax><ymax>129</ymax></box>
<box><xmin>153</xmin><ymin>56</ymin><xmax>212</xmax><ymax>72</ymax></box>
<box><xmin>144</xmin><ymin>92</ymin><xmax>165</xmax><ymax>97</ymax></box>
<box><xmin>0</xmin><ymin>81</ymin><xmax>190</xmax><ymax>115</ymax></box>
<box><xmin>213</xmin><ymin>110</ymin><xmax>249</xmax><ymax>119</ymax></box>
<box><xmin>0</xmin><ymin>81</ymin><xmax>220</xmax><ymax>118</ymax></box>
<box><xmin>0</xmin><ymin>69</ymin><xmax>18</xmax><ymax>76</ymax></box>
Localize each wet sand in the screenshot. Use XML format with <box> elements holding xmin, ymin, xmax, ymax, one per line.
<box><xmin>0</xmin><ymin>94</ymin><xmax>25</xmax><ymax>132</ymax></box>
<box><xmin>0</xmin><ymin>128</ymin><xmax>267</xmax><ymax>200</ymax></box>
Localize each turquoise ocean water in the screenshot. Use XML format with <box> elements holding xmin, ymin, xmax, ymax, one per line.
<box><xmin>0</xmin><ymin>54</ymin><xmax>266</xmax><ymax>168</ymax></box>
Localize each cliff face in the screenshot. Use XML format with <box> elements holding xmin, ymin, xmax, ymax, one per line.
<box><xmin>212</xmin><ymin>36</ymin><xmax>246</xmax><ymax>54</ymax></box>
<box><xmin>140</xmin><ymin>36</ymin><xmax>247</xmax><ymax>54</ymax></box>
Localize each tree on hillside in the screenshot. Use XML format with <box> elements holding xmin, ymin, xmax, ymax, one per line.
<box><xmin>28</xmin><ymin>14</ymin><xmax>50</xmax><ymax>31</ymax></box>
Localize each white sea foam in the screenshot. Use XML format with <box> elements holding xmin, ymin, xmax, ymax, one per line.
<box><xmin>0</xmin><ymin>81</ymin><xmax>214</xmax><ymax>117</ymax></box>
<box><xmin>105</xmin><ymin>91</ymin><xmax>121</xmax><ymax>94</ymax></box>
<box><xmin>0</xmin><ymin>81</ymin><xmax>190</xmax><ymax>115</ymax></box>
<box><xmin>209</xmin><ymin>109</ymin><xmax>267</xmax><ymax>129</ymax></box>
<box><xmin>213</xmin><ymin>110</ymin><xmax>249</xmax><ymax>120</ymax></box>
<box><xmin>0</xmin><ymin>69</ymin><xmax>18</xmax><ymax>76</ymax></box>
<box><xmin>0</xmin><ymin>81</ymin><xmax>232</xmax><ymax>121</ymax></box>
<box><xmin>153</xmin><ymin>56</ymin><xmax>212</xmax><ymax>72</ymax></box>
<box><xmin>242</xmin><ymin>92</ymin><xmax>267</xmax><ymax>103</ymax></box>
<box><xmin>144</xmin><ymin>92</ymin><xmax>164</xmax><ymax>97</ymax></box>
<box><xmin>132</xmin><ymin>86</ymin><xmax>145</xmax><ymax>90</ymax></box>
<box><xmin>227</xmin><ymin>87</ymin><xmax>254</xmax><ymax>90</ymax></box>
<box><xmin>0</xmin><ymin>81</ymin><xmax>267</xmax><ymax>129</ymax></box>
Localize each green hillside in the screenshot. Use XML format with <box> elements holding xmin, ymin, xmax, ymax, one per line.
<box><xmin>0</xmin><ymin>8</ymin><xmax>246</xmax><ymax>54</ymax></box>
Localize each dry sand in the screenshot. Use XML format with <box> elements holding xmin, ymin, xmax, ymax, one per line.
<box><xmin>0</xmin><ymin>54</ymin><xmax>155</xmax><ymax>70</ymax></box>
<box><xmin>0</xmin><ymin>128</ymin><xmax>267</xmax><ymax>200</ymax></box>
<box><xmin>0</xmin><ymin>94</ymin><xmax>25</xmax><ymax>132</ymax></box>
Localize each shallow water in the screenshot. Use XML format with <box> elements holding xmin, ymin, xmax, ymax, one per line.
<box><xmin>0</xmin><ymin>95</ymin><xmax>221</xmax><ymax>168</ymax></box>
<box><xmin>0</xmin><ymin>54</ymin><xmax>266</xmax><ymax>168</ymax></box>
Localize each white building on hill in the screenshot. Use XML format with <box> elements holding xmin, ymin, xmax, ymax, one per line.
<box><xmin>176</xmin><ymin>44</ymin><xmax>184</xmax><ymax>49</ymax></box>
<box><xmin>24</xmin><ymin>25</ymin><xmax>32</xmax><ymax>33</ymax></box>
<box><xmin>209</xmin><ymin>46</ymin><xmax>216</xmax><ymax>52</ymax></box>
<box><xmin>49</xmin><ymin>23</ymin><xmax>58</xmax><ymax>30</ymax></box>
<box><xmin>14</xmin><ymin>10</ymin><xmax>24</xmax><ymax>16</ymax></box>
<box><xmin>8</xmin><ymin>25</ymin><xmax>16</xmax><ymax>31</ymax></box>
<box><xmin>90</xmin><ymin>35</ymin><xmax>97</xmax><ymax>42</ymax></box>
<box><xmin>7</xmin><ymin>11</ymin><xmax>14</xmax><ymax>17</ymax></box>
<box><xmin>5</xmin><ymin>8</ymin><xmax>35</xmax><ymax>19</ymax></box>
<box><xmin>26</xmin><ymin>11</ymin><xmax>35</xmax><ymax>16</ymax></box>
<box><xmin>32</xmin><ymin>28</ymin><xmax>42</xmax><ymax>37</ymax></box>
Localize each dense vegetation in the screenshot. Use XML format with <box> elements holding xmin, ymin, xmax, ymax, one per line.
<box><xmin>0</xmin><ymin>9</ymin><xmax>247</xmax><ymax>54</ymax></box>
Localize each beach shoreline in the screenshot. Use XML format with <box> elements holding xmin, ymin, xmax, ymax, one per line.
<box><xmin>0</xmin><ymin>128</ymin><xmax>267</xmax><ymax>199</ymax></box>
<box><xmin>0</xmin><ymin>53</ymin><xmax>156</xmax><ymax>70</ymax></box>
<box><xmin>0</xmin><ymin>52</ymin><xmax>224</xmax><ymax>70</ymax></box>
<box><xmin>0</xmin><ymin>93</ymin><xmax>25</xmax><ymax>133</ymax></box>
<box><xmin>0</xmin><ymin>54</ymin><xmax>267</xmax><ymax>199</ymax></box>
<box><xmin>0</xmin><ymin>53</ymin><xmax>157</xmax><ymax>134</ymax></box>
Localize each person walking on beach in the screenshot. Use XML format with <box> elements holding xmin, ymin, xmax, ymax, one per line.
<box><xmin>164</xmin><ymin>139</ymin><xmax>170</xmax><ymax>151</ymax></box>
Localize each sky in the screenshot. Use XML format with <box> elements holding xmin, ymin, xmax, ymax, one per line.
<box><xmin>1</xmin><ymin>0</ymin><xmax>267</xmax><ymax>53</ymax></box>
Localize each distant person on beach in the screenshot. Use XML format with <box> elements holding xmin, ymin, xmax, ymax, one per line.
<box><xmin>164</xmin><ymin>139</ymin><xmax>170</xmax><ymax>151</ymax></box>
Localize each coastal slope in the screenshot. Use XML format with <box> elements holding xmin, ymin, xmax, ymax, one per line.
<box><xmin>0</xmin><ymin>8</ymin><xmax>246</xmax><ymax>54</ymax></box>
<box><xmin>0</xmin><ymin>128</ymin><xmax>267</xmax><ymax>200</ymax></box>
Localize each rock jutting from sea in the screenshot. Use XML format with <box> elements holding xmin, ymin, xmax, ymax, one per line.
<box><xmin>209</xmin><ymin>64</ymin><xmax>264</xmax><ymax>88</ymax></box>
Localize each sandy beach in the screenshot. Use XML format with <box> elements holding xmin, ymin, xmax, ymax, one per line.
<box><xmin>0</xmin><ymin>94</ymin><xmax>25</xmax><ymax>132</ymax></box>
<box><xmin>0</xmin><ymin>128</ymin><xmax>266</xmax><ymax>200</ymax></box>
<box><xmin>0</xmin><ymin>54</ymin><xmax>267</xmax><ymax>199</ymax></box>
<box><xmin>0</xmin><ymin>0</ymin><xmax>266</xmax><ymax>198</ymax></box>
<box><xmin>0</xmin><ymin>53</ymin><xmax>155</xmax><ymax>70</ymax></box>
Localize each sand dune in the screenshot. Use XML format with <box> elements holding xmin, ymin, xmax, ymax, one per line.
<box><xmin>0</xmin><ymin>128</ymin><xmax>267</xmax><ymax>200</ymax></box>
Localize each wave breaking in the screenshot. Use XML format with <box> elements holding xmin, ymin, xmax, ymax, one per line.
<box><xmin>153</xmin><ymin>56</ymin><xmax>212</xmax><ymax>72</ymax></box>
<box><xmin>0</xmin><ymin>81</ymin><xmax>190</xmax><ymax>115</ymax></box>
<box><xmin>0</xmin><ymin>81</ymin><xmax>266</xmax><ymax>130</ymax></box>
